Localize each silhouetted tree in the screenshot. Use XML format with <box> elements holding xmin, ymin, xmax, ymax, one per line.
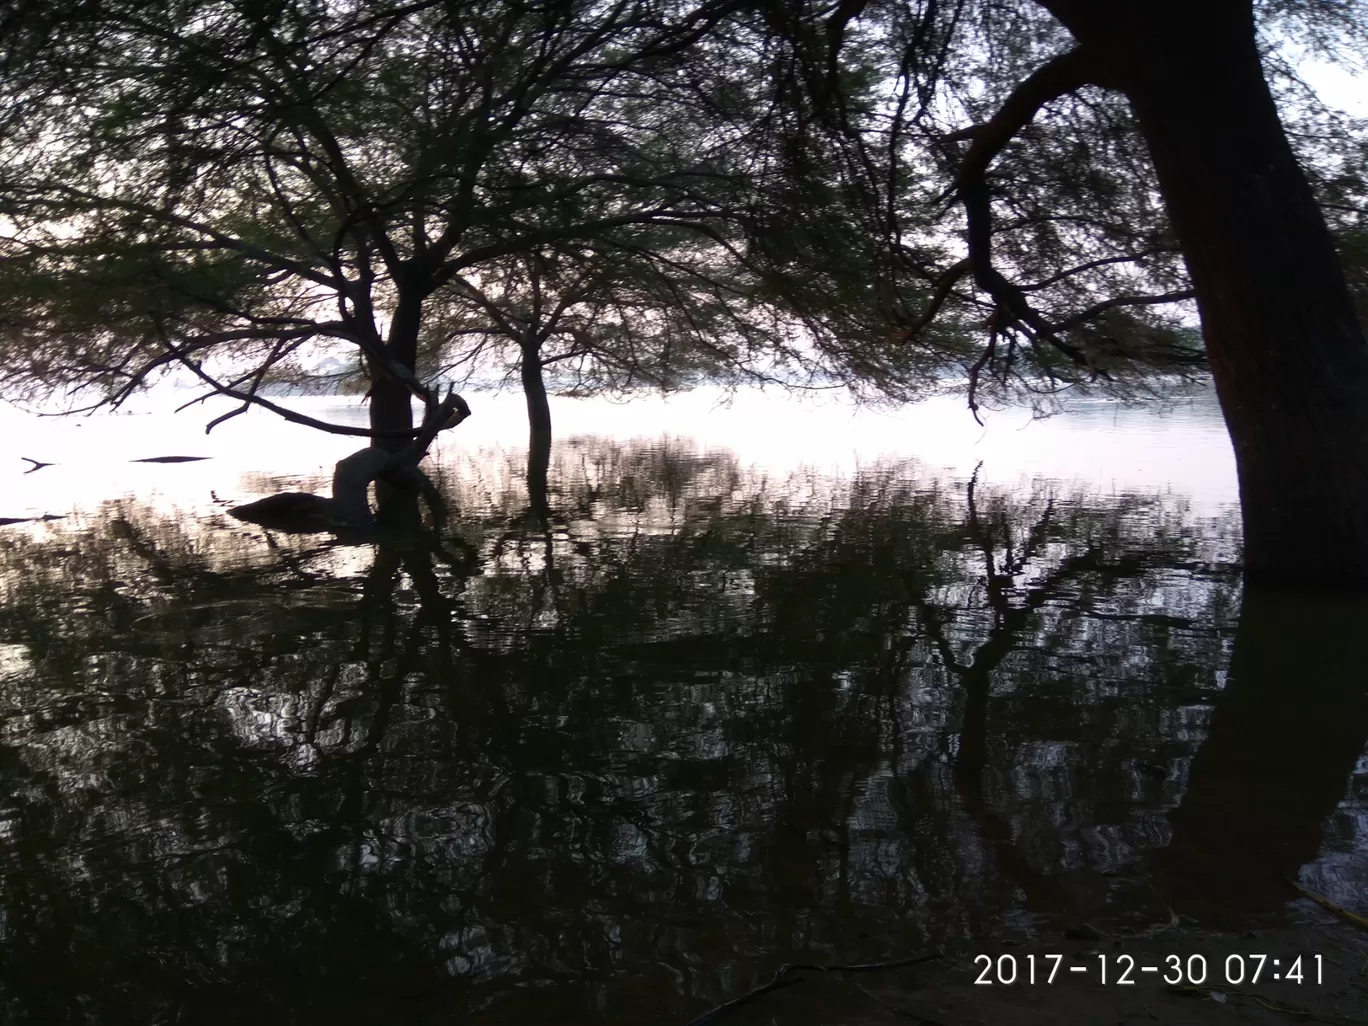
<box><xmin>767</xmin><ymin>0</ymin><xmax>1368</xmax><ymax>584</ymax></box>
<box><xmin>0</xmin><ymin>0</ymin><xmax>918</xmax><ymax>489</ymax></box>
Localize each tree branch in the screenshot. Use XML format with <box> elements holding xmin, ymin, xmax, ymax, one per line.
<box><xmin>1050</xmin><ymin>289</ymin><xmax>1197</xmax><ymax>333</ymax></box>
<box><xmin>160</xmin><ymin>338</ymin><xmax>447</xmax><ymax>440</ymax></box>
<box><xmin>1019</xmin><ymin>247</ymin><xmax>1181</xmax><ymax>292</ymax></box>
<box><xmin>437</xmin><ymin>210</ymin><xmax>729</xmax><ymax>286</ymax></box>
<box><xmin>18</xmin><ymin>185</ymin><xmax>340</xmax><ymax>290</ymax></box>
<box><xmin>898</xmin><ymin>256</ymin><xmax>971</xmax><ymax>338</ymax></box>
<box><xmin>952</xmin><ymin>47</ymin><xmax>1101</xmax><ymax>193</ymax></box>
<box><xmin>949</xmin><ymin>47</ymin><xmax>1103</xmax><ymax>368</ymax></box>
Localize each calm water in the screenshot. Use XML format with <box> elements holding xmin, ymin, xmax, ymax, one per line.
<box><xmin>2</xmin><ymin>386</ymin><xmax>1366</xmax><ymax>1023</ymax></box>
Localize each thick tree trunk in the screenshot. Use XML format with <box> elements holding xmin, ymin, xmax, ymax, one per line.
<box><xmin>1050</xmin><ymin>2</ymin><xmax>1368</xmax><ymax>586</ymax></box>
<box><xmin>368</xmin><ymin>292</ymin><xmax>425</xmax><ymax>455</ymax></box>
<box><xmin>521</xmin><ymin>340</ymin><xmax>552</xmax><ymax>512</ymax></box>
<box><xmin>369</xmin><ymin>376</ymin><xmax>414</xmax><ymax>456</ymax></box>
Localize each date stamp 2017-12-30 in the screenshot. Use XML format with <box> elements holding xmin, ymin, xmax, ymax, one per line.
<box><xmin>973</xmin><ymin>952</ymin><xmax>1325</xmax><ymax>988</ymax></box>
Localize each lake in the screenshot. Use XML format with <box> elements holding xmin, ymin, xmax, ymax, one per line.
<box><xmin>3</xmin><ymin>384</ymin><xmax>1367</xmax><ymax>1024</ymax></box>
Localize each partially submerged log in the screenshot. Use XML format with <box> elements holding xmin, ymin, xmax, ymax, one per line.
<box><xmin>229</xmin><ymin>390</ymin><xmax>469</xmax><ymax>536</ymax></box>
<box><xmin>226</xmin><ymin>492</ymin><xmax>358</xmax><ymax>534</ymax></box>
<box><xmin>230</xmin><ymin>448</ymin><xmax>398</xmax><ymax>533</ymax></box>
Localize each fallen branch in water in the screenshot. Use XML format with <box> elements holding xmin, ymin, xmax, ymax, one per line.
<box><xmin>679</xmin><ymin>951</ymin><xmax>941</xmax><ymax>1026</ymax></box>
<box><xmin>1275</xmin><ymin>870</ymin><xmax>1368</xmax><ymax>931</ymax></box>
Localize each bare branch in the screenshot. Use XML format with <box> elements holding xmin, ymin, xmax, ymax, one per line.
<box><xmin>1019</xmin><ymin>248</ymin><xmax>1181</xmax><ymax>292</ymax></box>
<box><xmin>897</xmin><ymin>256</ymin><xmax>972</xmax><ymax>338</ymax></box>
<box><xmin>1050</xmin><ymin>289</ymin><xmax>1198</xmax><ymax>333</ymax></box>
<box><xmin>159</xmin><ymin>338</ymin><xmax>436</xmax><ymax>439</ymax></box>
<box><xmin>949</xmin><ymin>47</ymin><xmax>1105</xmax><ymax>367</ymax></box>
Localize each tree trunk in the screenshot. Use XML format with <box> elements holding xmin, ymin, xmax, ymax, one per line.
<box><xmin>368</xmin><ymin>376</ymin><xmax>413</xmax><ymax>456</ymax></box>
<box><xmin>368</xmin><ymin>291</ymin><xmax>425</xmax><ymax>455</ymax></box>
<box><xmin>1047</xmin><ymin>1</ymin><xmax>1368</xmax><ymax>587</ymax></box>
<box><xmin>521</xmin><ymin>339</ymin><xmax>552</xmax><ymax>512</ymax></box>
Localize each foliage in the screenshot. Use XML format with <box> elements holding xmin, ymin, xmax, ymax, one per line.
<box><xmin>0</xmin><ymin>0</ymin><xmax>933</xmax><ymax>438</ymax></box>
<box><xmin>752</xmin><ymin>0</ymin><xmax>1368</xmax><ymax>410</ymax></box>
<box><xmin>1</xmin><ymin>0</ymin><xmax>1366</xmax><ymax>432</ymax></box>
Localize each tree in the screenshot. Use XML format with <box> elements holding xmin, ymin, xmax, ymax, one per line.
<box><xmin>5</xmin><ymin>0</ymin><xmax>1366</xmax><ymax>581</ymax></box>
<box><xmin>1028</xmin><ymin>2</ymin><xmax>1368</xmax><ymax>588</ymax></box>
<box><xmin>423</xmin><ymin>224</ymin><xmax>847</xmax><ymax>510</ymax></box>
<box><xmin>769</xmin><ymin>0</ymin><xmax>1368</xmax><ymax>585</ymax></box>
<box><xmin>0</xmin><ymin>0</ymin><xmax>918</xmax><ymax>514</ymax></box>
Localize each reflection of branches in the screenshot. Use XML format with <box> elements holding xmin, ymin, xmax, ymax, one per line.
<box><xmin>679</xmin><ymin>952</ymin><xmax>942</xmax><ymax>1026</ymax></box>
<box><xmin>0</xmin><ymin>443</ymin><xmax>1250</xmax><ymax>1020</ymax></box>
<box><xmin>905</xmin><ymin>476</ymin><xmax>1203</xmax><ymax>919</ymax></box>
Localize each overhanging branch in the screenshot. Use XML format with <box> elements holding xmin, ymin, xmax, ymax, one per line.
<box><xmin>951</xmin><ymin>48</ymin><xmax>1101</xmax><ymax>195</ymax></box>
<box><xmin>160</xmin><ymin>337</ymin><xmax>452</xmax><ymax>440</ymax></box>
<box><xmin>898</xmin><ymin>256</ymin><xmax>971</xmax><ymax>339</ymax></box>
<box><xmin>947</xmin><ymin>47</ymin><xmax>1104</xmax><ymax>369</ymax></box>
<box><xmin>1051</xmin><ymin>289</ymin><xmax>1198</xmax><ymax>333</ymax></box>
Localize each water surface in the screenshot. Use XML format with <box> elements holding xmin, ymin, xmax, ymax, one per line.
<box><xmin>3</xmin><ymin>386</ymin><xmax>1365</xmax><ymax>1024</ymax></box>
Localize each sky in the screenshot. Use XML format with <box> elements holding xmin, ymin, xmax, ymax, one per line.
<box><xmin>1299</xmin><ymin>57</ymin><xmax>1368</xmax><ymax>117</ymax></box>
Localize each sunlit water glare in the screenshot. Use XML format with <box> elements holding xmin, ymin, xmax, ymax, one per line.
<box><xmin>1</xmin><ymin>384</ymin><xmax>1238</xmax><ymax>522</ymax></box>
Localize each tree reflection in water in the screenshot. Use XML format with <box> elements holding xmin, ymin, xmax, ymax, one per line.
<box><xmin>0</xmin><ymin>440</ymin><xmax>1361</xmax><ymax>1024</ymax></box>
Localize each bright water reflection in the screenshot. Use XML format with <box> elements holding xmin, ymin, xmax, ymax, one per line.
<box><xmin>2</xmin><ymin>387</ymin><xmax>1365</xmax><ymax>1024</ymax></box>
<box><xmin>1</xmin><ymin>383</ymin><xmax>1238</xmax><ymax>522</ymax></box>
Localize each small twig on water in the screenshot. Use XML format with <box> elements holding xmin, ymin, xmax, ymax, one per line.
<box><xmin>679</xmin><ymin>952</ymin><xmax>941</xmax><ymax>1026</ymax></box>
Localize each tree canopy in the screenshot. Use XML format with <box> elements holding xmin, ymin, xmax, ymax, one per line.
<box><xmin>10</xmin><ymin>0</ymin><xmax>1348</xmax><ymax>428</ymax></box>
<box><xmin>759</xmin><ymin>0</ymin><xmax>1368</xmax><ymax>410</ymax></box>
<box><xmin>0</xmin><ymin>0</ymin><xmax>929</xmax><ymax>440</ymax></box>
